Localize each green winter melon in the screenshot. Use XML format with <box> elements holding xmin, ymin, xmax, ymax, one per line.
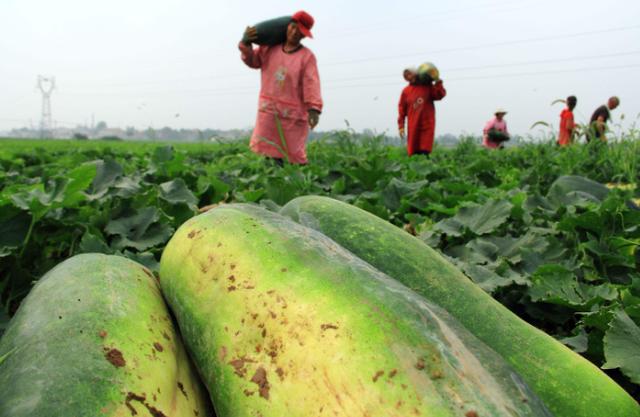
<box><xmin>160</xmin><ymin>203</ymin><xmax>552</xmax><ymax>417</ymax></box>
<box><xmin>280</xmin><ymin>195</ymin><xmax>640</xmax><ymax>417</ymax></box>
<box><xmin>0</xmin><ymin>253</ymin><xmax>213</xmax><ymax>417</ymax></box>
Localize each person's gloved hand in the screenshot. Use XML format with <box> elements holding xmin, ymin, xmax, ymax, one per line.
<box><xmin>399</xmin><ymin>127</ymin><xmax>405</xmax><ymax>139</ymax></box>
<box><xmin>242</xmin><ymin>26</ymin><xmax>258</xmax><ymax>45</ymax></box>
<box><xmin>308</xmin><ymin>109</ymin><xmax>320</xmax><ymax>129</ymax></box>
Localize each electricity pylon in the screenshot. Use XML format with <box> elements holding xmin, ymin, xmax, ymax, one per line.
<box><xmin>37</xmin><ymin>75</ymin><xmax>56</xmax><ymax>138</ymax></box>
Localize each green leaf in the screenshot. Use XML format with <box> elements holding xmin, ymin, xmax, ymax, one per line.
<box><xmin>381</xmin><ymin>178</ymin><xmax>428</xmax><ymax>211</ymax></box>
<box><xmin>461</xmin><ymin>264</ymin><xmax>515</xmax><ymax>293</ymax></box>
<box><xmin>547</xmin><ymin>175</ymin><xmax>609</xmax><ymax>206</ymax></box>
<box><xmin>529</xmin><ymin>265</ymin><xmax>586</xmax><ymax>307</ymax></box>
<box><xmin>87</xmin><ymin>158</ymin><xmax>123</xmax><ymax>199</ymax></box>
<box><xmin>78</xmin><ymin>231</ymin><xmax>112</xmax><ymax>254</ymax></box>
<box><xmin>559</xmin><ymin>327</ymin><xmax>589</xmax><ymax>353</ymax></box>
<box><xmin>152</xmin><ymin>145</ymin><xmax>174</xmax><ymax>164</ymax></box>
<box><xmin>159</xmin><ymin>179</ymin><xmax>198</xmax><ymax>207</ymax></box>
<box><xmin>122</xmin><ymin>250</ymin><xmax>160</xmax><ymax>272</ymax></box>
<box><xmin>62</xmin><ymin>163</ymin><xmax>97</xmax><ymax>207</ymax></box>
<box><xmin>105</xmin><ymin>207</ymin><xmax>174</xmax><ymax>251</ymax></box>
<box><xmin>0</xmin><ymin>205</ymin><xmax>31</xmax><ymax>254</ymax></box>
<box><xmin>451</xmin><ymin>199</ymin><xmax>513</xmax><ymax>235</ymax></box>
<box><xmin>602</xmin><ymin>309</ymin><xmax>640</xmax><ymax>384</ymax></box>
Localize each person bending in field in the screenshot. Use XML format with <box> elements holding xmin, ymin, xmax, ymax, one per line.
<box><xmin>483</xmin><ymin>108</ymin><xmax>510</xmax><ymax>149</ymax></box>
<box><xmin>557</xmin><ymin>95</ymin><xmax>577</xmax><ymax>146</ymax></box>
<box><xmin>588</xmin><ymin>96</ymin><xmax>619</xmax><ymax>143</ymax></box>
<box><xmin>239</xmin><ymin>11</ymin><xmax>322</xmax><ymax>165</ymax></box>
<box><xmin>397</xmin><ymin>69</ymin><xmax>446</xmax><ymax>157</ymax></box>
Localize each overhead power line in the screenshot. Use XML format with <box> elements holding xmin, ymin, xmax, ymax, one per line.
<box><xmin>323</xmin><ymin>25</ymin><xmax>640</xmax><ymax>66</ymax></box>
<box><xmin>57</xmin><ymin>60</ymin><xmax>640</xmax><ymax>98</ymax></box>
<box><xmin>64</xmin><ymin>24</ymin><xmax>640</xmax><ymax>88</ymax></box>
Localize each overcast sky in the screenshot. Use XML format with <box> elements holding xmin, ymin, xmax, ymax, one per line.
<box><xmin>1</xmin><ymin>0</ymin><xmax>639</xmax><ymax>137</ymax></box>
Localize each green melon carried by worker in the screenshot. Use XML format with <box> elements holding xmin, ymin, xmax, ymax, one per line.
<box><xmin>417</xmin><ymin>62</ymin><xmax>440</xmax><ymax>83</ymax></box>
<box><xmin>241</xmin><ymin>15</ymin><xmax>292</xmax><ymax>45</ymax></box>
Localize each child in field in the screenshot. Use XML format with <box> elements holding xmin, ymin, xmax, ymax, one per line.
<box><xmin>398</xmin><ymin>67</ymin><xmax>446</xmax><ymax>156</ymax></box>
<box><xmin>557</xmin><ymin>96</ymin><xmax>577</xmax><ymax>146</ymax></box>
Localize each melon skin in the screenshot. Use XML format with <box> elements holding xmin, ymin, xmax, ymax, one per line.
<box><xmin>160</xmin><ymin>203</ymin><xmax>552</xmax><ymax>417</ymax></box>
<box><xmin>280</xmin><ymin>195</ymin><xmax>640</xmax><ymax>417</ymax></box>
<box><xmin>0</xmin><ymin>253</ymin><xmax>213</xmax><ymax>417</ymax></box>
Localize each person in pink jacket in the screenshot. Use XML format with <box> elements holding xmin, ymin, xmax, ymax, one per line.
<box><xmin>239</xmin><ymin>11</ymin><xmax>323</xmax><ymax>165</ymax></box>
<box><xmin>483</xmin><ymin>108</ymin><xmax>510</xmax><ymax>149</ymax></box>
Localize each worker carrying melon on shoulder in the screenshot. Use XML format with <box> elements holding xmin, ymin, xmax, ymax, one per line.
<box><xmin>397</xmin><ymin>63</ymin><xmax>447</xmax><ymax>157</ymax></box>
<box><xmin>238</xmin><ymin>11</ymin><xmax>323</xmax><ymax>166</ymax></box>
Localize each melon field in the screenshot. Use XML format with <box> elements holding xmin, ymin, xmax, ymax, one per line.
<box><xmin>0</xmin><ymin>133</ymin><xmax>639</xmax><ymax>415</ymax></box>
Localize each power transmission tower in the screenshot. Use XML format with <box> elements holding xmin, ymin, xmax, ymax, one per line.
<box><xmin>37</xmin><ymin>75</ymin><xmax>56</xmax><ymax>139</ymax></box>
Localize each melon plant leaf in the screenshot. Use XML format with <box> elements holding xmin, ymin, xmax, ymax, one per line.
<box><xmin>122</xmin><ymin>250</ymin><xmax>159</xmax><ymax>272</ymax></box>
<box><xmin>105</xmin><ymin>207</ymin><xmax>174</xmax><ymax>251</ymax></box>
<box><xmin>78</xmin><ymin>231</ymin><xmax>112</xmax><ymax>254</ymax></box>
<box><xmin>460</xmin><ymin>263</ymin><xmax>515</xmax><ymax>293</ymax></box>
<box><xmin>159</xmin><ymin>179</ymin><xmax>198</xmax><ymax>207</ymax></box>
<box><xmin>559</xmin><ymin>327</ymin><xmax>589</xmax><ymax>353</ymax></box>
<box><xmin>602</xmin><ymin>309</ymin><xmax>640</xmax><ymax>384</ymax></box>
<box><xmin>0</xmin><ymin>205</ymin><xmax>31</xmax><ymax>253</ymax></box>
<box><xmin>529</xmin><ymin>264</ymin><xmax>586</xmax><ymax>307</ymax></box>
<box><xmin>111</xmin><ymin>176</ymin><xmax>143</xmax><ymax>199</ymax></box>
<box><xmin>62</xmin><ymin>163</ymin><xmax>97</xmax><ymax>207</ymax></box>
<box><xmin>381</xmin><ymin>178</ymin><xmax>428</xmax><ymax>211</ymax></box>
<box><xmin>451</xmin><ymin>199</ymin><xmax>512</xmax><ymax>235</ymax></box>
<box><xmin>86</xmin><ymin>158</ymin><xmax>123</xmax><ymax>199</ymax></box>
<box><xmin>547</xmin><ymin>175</ymin><xmax>609</xmax><ymax>206</ymax></box>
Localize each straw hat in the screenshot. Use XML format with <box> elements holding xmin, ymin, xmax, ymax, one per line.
<box><xmin>494</xmin><ymin>108</ymin><xmax>508</xmax><ymax>115</ymax></box>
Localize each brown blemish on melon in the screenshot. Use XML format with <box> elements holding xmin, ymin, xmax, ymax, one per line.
<box><xmin>141</xmin><ymin>268</ymin><xmax>155</xmax><ymax>279</ymax></box>
<box><xmin>153</xmin><ymin>342</ymin><xmax>164</xmax><ymax>352</ymax></box>
<box><xmin>465</xmin><ymin>411</ymin><xmax>479</xmax><ymax>417</ymax></box>
<box><xmin>372</xmin><ymin>370</ymin><xmax>384</xmax><ymax>382</ymax></box>
<box><xmin>229</xmin><ymin>358</ymin><xmax>248</xmax><ymax>377</ymax></box>
<box><xmin>321</xmin><ymin>323</ymin><xmax>339</xmax><ymax>331</ymax></box>
<box><xmin>125</xmin><ymin>392</ymin><xmax>168</xmax><ymax>417</ymax></box>
<box><xmin>99</xmin><ymin>330</ymin><xmax>108</xmax><ymax>338</ymax></box>
<box><xmin>250</xmin><ymin>367</ymin><xmax>270</xmax><ymax>400</ymax></box>
<box><xmin>227</xmin><ymin>285</ymin><xmax>237</xmax><ymax>292</ymax></box>
<box><xmin>388</xmin><ymin>369</ymin><xmax>398</xmax><ymax>378</ymax></box>
<box><xmin>177</xmin><ymin>382</ymin><xmax>188</xmax><ymax>398</ymax></box>
<box><xmin>415</xmin><ymin>358</ymin><xmax>425</xmax><ymax>370</ymax></box>
<box><xmin>430</xmin><ymin>370</ymin><xmax>443</xmax><ymax>379</ymax></box>
<box><xmin>104</xmin><ymin>348</ymin><xmax>126</xmax><ymax>368</ymax></box>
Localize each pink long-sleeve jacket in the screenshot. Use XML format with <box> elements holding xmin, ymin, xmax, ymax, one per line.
<box><xmin>482</xmin><ymin>117</ymin><xmax>509</xmax><ymax>149</ymax></box>
<box><xmin>239</xmin><ymin>42</ymin><xmax>323</xmax><ymax>164</ymax></box>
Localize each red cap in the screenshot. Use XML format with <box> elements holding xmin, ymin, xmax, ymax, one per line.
<box><xmin>292</xmin><ymin>10</ymin><xmax>314</xmax><ymax>38</ymax></box>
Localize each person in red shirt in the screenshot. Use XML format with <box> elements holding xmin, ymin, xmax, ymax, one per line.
<box><xmin>398</xmin><ymin>70</ymin><xmax>446</xmax><ymax>156</ymax></box>
<box><xmin>557</xmin><ymin>95</ymin><xmax>577</xmax><ymax>146</ymax></box>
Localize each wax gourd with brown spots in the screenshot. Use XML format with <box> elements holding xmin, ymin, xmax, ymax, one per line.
<box><xmin>160</xmin><ymin>204</ymin><xmax>553</xmax><ymax>417</ymax></box>
<box><xmin>0</xmin><ymin>254</ymin><xmax>213</xmax><ymax>417</ymax></box>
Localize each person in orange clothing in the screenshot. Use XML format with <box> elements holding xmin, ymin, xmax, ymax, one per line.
<box><xmin>398</xmin><ymin>69</ymin><xmax>446</xmax><ymax>156</ymax></box>
<box><xmin>557</xmin><ymin>96</ymin><xmax>577</xmax><ymax>146</ymax></box>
